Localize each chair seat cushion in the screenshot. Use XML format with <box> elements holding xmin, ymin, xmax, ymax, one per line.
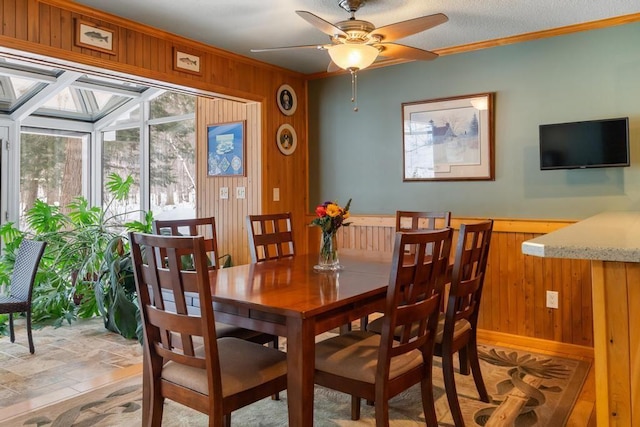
<box><xmin>435</xmin><ymin>314</ymin><xmax>471</xmax><ymax>344</ymax></box>
<box><xmin>315</xmin><ymin>331</ymin><xmax>423</xmax><ymax>384</ymax></box>
<box><xmin>367</xmin><ymin>313</ymin><xmax>471</xmax><ymax>344</ymax></box>
<box><xmin>0</xmin><ymin>296</ymin><xmax>28</xmax><ymax>314</ymax></box>
<box><xmin>162</xmin><ymin>337</ymin><xmax>287</xmax><ymax>397</ymax></box>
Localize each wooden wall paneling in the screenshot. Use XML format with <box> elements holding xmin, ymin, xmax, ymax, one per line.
<box><xmin>498</xmin><ymin>232</ymin><xmax>510</xmax><ymax>333</ymax></box>
<box><xmin>3</xmin><ymin>0</ymin><xmax>17</xmax><ymax>37</ymax></box>
<box><xmin>17</xmin><ymin>0</ymin><xmax>29</xmax><ymax>40</ymax></box>
<box><xmin>149</xmin><ymin>36</ymin><xmax>158</xmax><ymax>71</ymax></box>
<box><xmin>133</xmin><ymin>31</ymin><xmax>143</xmax><ymax>67</ymax></box>
<box><xmin>196</xmin><ymin>98</ymin><xmax>260</xmax><ymax>266</ymax></box>
<box><xmin>2</xmin><ymin>0</ymin><xmax>307</xmax><ymax>262</ymax></box>
<box><xmin>522</xmin><ymin>233</ymin><xmax>536</xmax><ymax>337</ymax></box>
<box><xmin>323</xmin><ymin>216</ymin><xmax>594</xmax><ymax>347</ymax></box>
<box><xmin>570</xmin><ymin>259</ymin><xmax>584</xmax><ymax>345</ymax></box>
<box><xmin>577</xmin><ymin>258</ymin><xmax>593</xmax><ymax>346</ymax></box>
<box><xmin>513</xmin><ymin>232</ymin><xmax>525</xmax><ymax>336</ymax></box>
<box><xmin>59</xmin><ymin>8</ymin><xmax>71</xmax><ymax>50</ymax></box>
<box><xmin>627</xmin><ymin>263</ymin><xmax>640</xmax><ymax>426</ymax></box>
<box><xmin>549</xmin><ymin>257</ymin><xmax>562</xmax><ymax>342</ymax></box>
<box><xmin>485</xmin><ymin>233</ymin><xmax>500</xmax><ymax>331</ymax></box>
<box><xmin>142</xmin><ymin>32</ymin><xmax>151</xmax><ymax>70</ymax></box>
<box><xmin>37</xmin><ymin>2</ymin><xmax>48</xmax><ymax>45</ymax></box>
<box><xmin>49</xmin><ymin>4</ymin><xmax>60</xmax><ymax>48</ymax></box>
<box><xmin>605</xmin><ymin>262</ymin><xmax>632</xmax><ymax>425</ymax></box>
<box><xmin>542</xmin><ymin>258</ymin><xmax>555</xmax><ymax>340</ymax></box>
<box><xmin>27</xmin><ymin>0</ymin><xmax>39</xmax><ymax>43</ymax></box>
<box><xmin>560</xmin><ymin>258</ymin><xmax>573</xmax><ymax>344</ymax></box>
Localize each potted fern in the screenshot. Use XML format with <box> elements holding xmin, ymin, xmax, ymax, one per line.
<box><xmin>0</xmin><ymin>173</ymin><xmax>152</xmax><ymax>339</ymax></box>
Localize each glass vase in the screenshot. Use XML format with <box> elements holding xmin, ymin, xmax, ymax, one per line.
<box><xmin>314</xmin><ymin>231</ymin><xmax>340</xmax><ymax>271</ymax></box>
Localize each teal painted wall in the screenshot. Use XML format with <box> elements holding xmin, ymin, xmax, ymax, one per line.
<box><xmin>308</xmin><ymin>23</ymin><xmax>640</xmax><ymax>219</ymax></box>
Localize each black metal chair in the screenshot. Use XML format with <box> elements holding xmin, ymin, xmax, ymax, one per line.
<box><xmin>0</xmin><ymin>239</ymin><xmax>47</xmax><ymax>354</ymax></box>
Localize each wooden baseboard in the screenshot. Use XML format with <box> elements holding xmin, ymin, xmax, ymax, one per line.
<box><xmin>478</xmin><ymin>329</ymin><xmax>594</xmax><ymax>360</ymax></box>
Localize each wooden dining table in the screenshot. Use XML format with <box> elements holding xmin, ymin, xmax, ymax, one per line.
<box><xmin>207</xmin><ymin>253</ymin><xmax>391</xmax><ymax>426</ymax></box>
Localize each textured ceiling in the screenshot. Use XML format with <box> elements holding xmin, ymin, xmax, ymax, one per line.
<box><xmin>71</xmin><ymin>0</ymin><xmax>640</xmax><ymax>74</ymax></box>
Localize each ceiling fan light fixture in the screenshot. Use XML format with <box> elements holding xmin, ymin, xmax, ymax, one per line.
<box><xmin>328</xmin><ymin>43</ymin><xmax>378</xmax><ymax>71</ymax></box>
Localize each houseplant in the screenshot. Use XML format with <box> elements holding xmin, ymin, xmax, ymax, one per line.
<box><xmin>0</xmin><ymin>173</ymin><xmax>151</xmax><ymax>339</ymax></box>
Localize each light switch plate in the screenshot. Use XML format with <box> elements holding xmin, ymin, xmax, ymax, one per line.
<box><xmin>546</xmin><ymin>290</ymin><xmax>559</xmax><ymax>309</ymax></box>
<box><xmin>273</xmin><ymin>187</ymin><xmax>280</xmax><ymax>202</ymax></box>
<box><xmin>219</xmin><ymin>187</ymin><xmax>229</xmax><ymax>199</ymax></box>
<box><xmin>236</xmin><ymin>186</ymin><xmax>246</xmax><ymax>199</ymax></box>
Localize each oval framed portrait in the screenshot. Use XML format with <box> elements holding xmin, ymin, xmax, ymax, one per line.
<box><xmin>277</xmin><ymin>84</ymin><xmax>297</xmax><ymax>116</ymax></box>
<box><xmin>276</xmin><ymin>123</ymin><xmax>297</xmax><ymax>156</ymax></box>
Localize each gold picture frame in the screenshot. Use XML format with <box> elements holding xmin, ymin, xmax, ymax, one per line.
<box><xmin>402</xmin><ymin>92</ymin><xmax>495</xmax><ymax>181</ymax></box>
<box><xmin>173</xmin><ymin>48</ymin><xmax>202</xmax><ymax>75</ymax></box>
<box><xmin>74</xmin><ymin>19</ymin><xmax>116</xmax><ymax>55</ymax></box>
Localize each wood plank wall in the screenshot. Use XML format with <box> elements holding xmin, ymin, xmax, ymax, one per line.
<box><xmin>196</xmin><ymin>98</ymin><xmax>260</xmax><ymax>265</ymax></box>
<box><xmin>0</xmin><ymin>0</ymin><xmax>310</xmax><ymax>253</ymax></box>
<box><xmin>306</xmin><ymin>215</ymin><xmax>594</xmax><ymax>348</ymax></box>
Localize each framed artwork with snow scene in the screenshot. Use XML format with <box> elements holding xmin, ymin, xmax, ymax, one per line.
<box><xmin>402</xmin><ymin>93</ymin><xmax>494</xmax><ymax>181</ymax></box>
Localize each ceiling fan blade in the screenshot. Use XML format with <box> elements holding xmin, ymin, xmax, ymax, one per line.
<box><xmin>327</xmin><ymin>61</ymin><xmax>341</xmax><ymax>73</ymax></box>
<box><xmin>296</xmin><ymin>10</ymin><xmax>347</xmax><ymax>38</ymax></box>
<box><xmin>377</xmin><ymin>43</ymin><xmax>439</xmax><ymax>61</ymax></box>
<box><xmin>251</xmin><ymin>44</ymin><xmax>328</xmax><ymax>53</ymax></box>
<box><xmin>371</xmin><ymin>13</ymin><xmax>448</xmax><ymax>42</ymax></box>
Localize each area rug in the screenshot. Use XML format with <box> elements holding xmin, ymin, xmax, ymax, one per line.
<box><xmin>5</xmin><ymin>344</ymin><xmax>589</xmax><ymax>426</ymax></box>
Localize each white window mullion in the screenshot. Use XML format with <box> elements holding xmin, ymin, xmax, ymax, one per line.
<box><xmin>141</xmin><ymin>100</ymin><xmax>150</xmax><ymax>218</ymax></box>
<box><xmin>90</xmin><ymin>128</ymin><xmax>102</xmax><ymax>208</ymax></box>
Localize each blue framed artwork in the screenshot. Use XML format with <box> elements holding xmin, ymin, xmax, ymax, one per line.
<box><xmin>207</xmin><ymin>121</ymin><xmax>245</xmax><ymax>177</ymax></box>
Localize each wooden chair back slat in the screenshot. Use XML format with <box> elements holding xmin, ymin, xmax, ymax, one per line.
<box><xmin>246</xmin><ymin>213</ymin><xmax>295</xmax><ymax>262</ymax></box>
<box><xmin>153</xmin><ymin>217</ymin><xmax>221</xmax><ymax>270</ymax></box>
<box><xmin>378</xmin><ymin>228</ymin><xmax>453</xmax><ymax>377</ymax></box>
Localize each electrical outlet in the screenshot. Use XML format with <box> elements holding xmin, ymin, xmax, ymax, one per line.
<box><xmin>546</xmin><ymin>290</ymin><xmax>559</xmax><ymax>309</ymax></box>
<box><xmin>236</xmin><ymin>186</ymin><xmax>246</xmax><ymax>199</ymax></box>
<box><xmin>219</xmin><ymin>187</ymin><xmax>228</xmax><ymax>200</ymax></box>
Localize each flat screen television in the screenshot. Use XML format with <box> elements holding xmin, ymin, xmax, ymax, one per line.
<box><xmin>539</xmin><ymin>117</ymin><xmax>630</xmax><ymax>170</ymax></box>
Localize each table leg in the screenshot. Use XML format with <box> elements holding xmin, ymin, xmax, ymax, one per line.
<box><xmin>286</xmin><ymin>317</ymin><xmax>315</xmax><ymax>426</ymax></box>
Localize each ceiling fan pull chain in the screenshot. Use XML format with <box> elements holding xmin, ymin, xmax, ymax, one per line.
<box><xmin>351</xmin><ymin>69</ymin><xmax>359</xmax><ymax>112</ymax></box>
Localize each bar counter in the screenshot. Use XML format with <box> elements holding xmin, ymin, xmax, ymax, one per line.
<box><xmin>522</xmin><ymin>211</ymin><xmax>640</xmax><ymax>426</ymax></box>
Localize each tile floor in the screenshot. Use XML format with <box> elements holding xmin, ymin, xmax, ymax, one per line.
<box><xmin>0</xmin><ymin>317</ymin><xmax>143</xmax><ymax>421</ymax></box>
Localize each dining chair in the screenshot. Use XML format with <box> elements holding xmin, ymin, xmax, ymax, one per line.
<box><xmin>153</xmin><ymin>217</ymin><xmax>279</xmax><ymax>347</ymax></box>
<box><xmin>129</xmin><ymin>232</ymin><xmax>287</xmax><ymax>427</ymax></box>
<box><xmin>395</xmin><ymin>210</ymin><xmax>452</xmax><ymax>232</ymax></box>
<box><xmin>246</xmin><ymin>212</ymin><xmax>295</xmax><ymax>262</ymax></box>
<box><xmin>314</xmin><ymin>228</ymin><xmax>453</xmax><ymax>427</ymax></box>
<box><xmin>153</xmin><ymin>216</ymin><xmax>224</xmax><ymax>269</ymax></box>
<box><xmin>364</xmin><ymin>210</ymin><xmax>452</xmax><ymax>331</ymax></box>
<box><xmin>434</xmin><ymin>219</ymin><xmax>493</xmax><ymax>427</ymax></box>
<box><xmin>0</xmin><ymin>239</ymin><xmax>47</xmax><ymax>354</ymax></box>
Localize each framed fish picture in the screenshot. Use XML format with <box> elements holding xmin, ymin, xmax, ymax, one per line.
<box><xmin>173</xmin><ymin>48</ymin><xmax>202</xmax><ymax>75</ymax></box>
<box><xmin>74</xmin><ymin>19</ymin><xmax>116</xmax><ymax>55</ymax></box>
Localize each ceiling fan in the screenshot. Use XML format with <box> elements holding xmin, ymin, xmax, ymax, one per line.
<box><xmin>251</xmin><ymin>0</ymin><xmax>448</xmax><ymax>73</ymax></box>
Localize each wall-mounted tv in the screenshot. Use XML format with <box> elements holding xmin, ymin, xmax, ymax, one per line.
<box><xmin>539</xmin><ymin>117</ymin><xmax>630</xmax><ymax>170</ymax></box>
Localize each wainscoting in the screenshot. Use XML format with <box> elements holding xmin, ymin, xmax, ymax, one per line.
<box><xmin>306</xmin><ymin>215</ymin><xmax>594</xmax><ymax>349</ymax></box>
